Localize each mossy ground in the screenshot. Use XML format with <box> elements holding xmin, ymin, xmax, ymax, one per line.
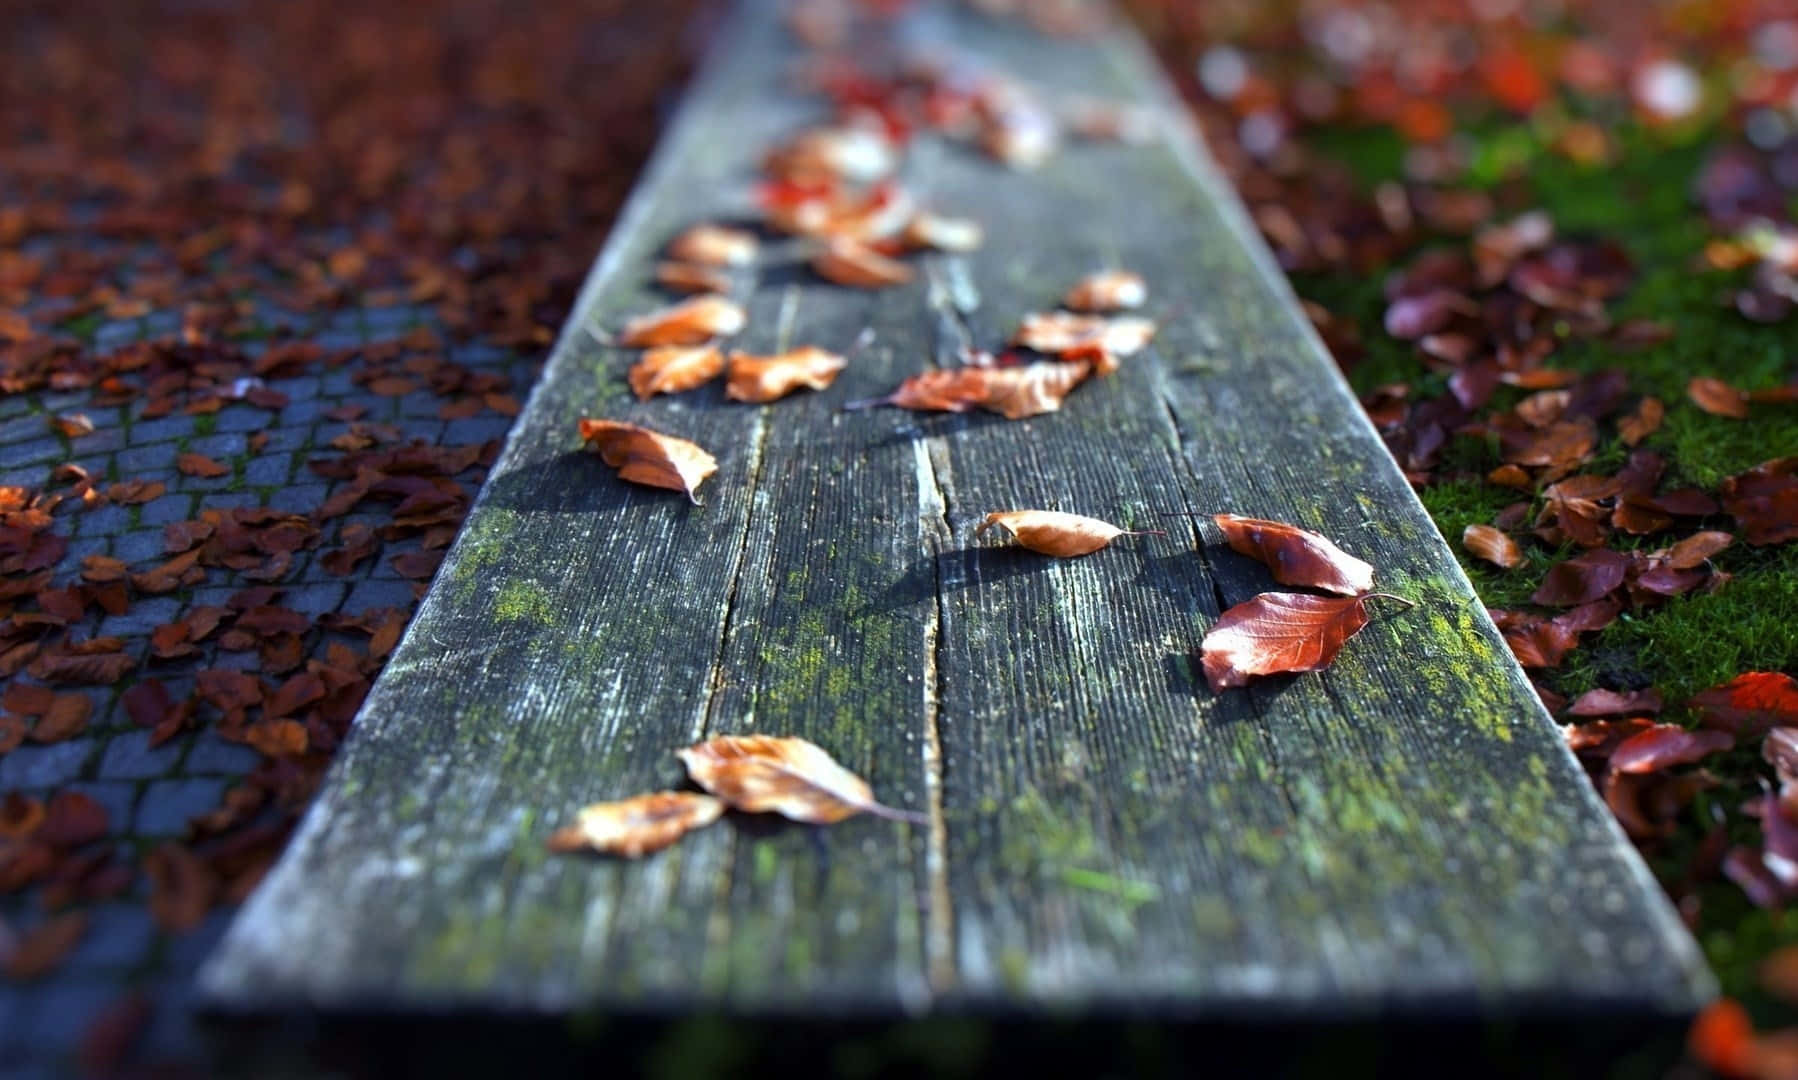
<box><xmin>1294</xmin><ymin>117</ymin><xmax>1798</xmax><ymax>1012</ymax></box>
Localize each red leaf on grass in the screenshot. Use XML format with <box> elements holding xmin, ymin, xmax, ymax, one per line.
<box><xmin>1721</xmin><ymin>458</ymin><xmax>1798</xmax><ymax>546</ymax></box>
<box><xmin>1212</xmin><ymin>514</ymin><xmax>1375</xmax><ymax>596</ymax></box>
<box><xmin>1201</xmin><ymin>593</ymin><xmax>1375</xmax><ymax>691</ymax></box>
<box><xmin>1530</xmin><ymin>548</ymin><xmax>1629</xmax><ymax>606</ymax></box>
<box><xmin>1692</xmin><ymin>672</ymin><xmax>1798</xmax><ymax>735</ymax></box>
<box><xmin>1688</xmin><ymin>376</ymin><xmax>1750</xmax><ymax>418</ymax></box>
<box><xmin>1609</xmin><ymin>724</ymin><xmax>1733</xmax><ymax>774</ymax></box>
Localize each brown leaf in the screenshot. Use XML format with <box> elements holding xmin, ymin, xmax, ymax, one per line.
<box><xmin>29</xmin><ymin>695</ymin><xmax>91</xmax><ymax>743</ymax></box>
<box><xmin>245</xmin><ymin>720</ymin><xmax>309</xmax><ymax>758</ymax></box>
<box><xmin>1721</xmin><ymin>458</ymin><xmax>1798</xmax><ymax>546</ymax></box>
<box><xmin>629</xmin><ymin>345</ymin><xmax>724</xmax><ymax>400</ymax></box>
<box><xmin>976</xmin><ymin>511</ymin><xmax>1154</xmax><ymax>557</ymax></box>
<box><xmin>859</xmin><ymin>360</ymin><xmax>1092</xmax><ymax>420</ymax></box>
<box><xmin>144</xmin><ymin>844</ymin><xmax>217</xmax><ymax>932</ymax></box>
<box><xmin>51</xmin><ymin>414</ymin><xmax>95</xmax><ymax>438</ymax></box>
<box><xmin>1213</xmin><ymin>514</ymin><xmax>1376</xmax><ymax>596</ymax></box>
<box><xmin>901</xmin><ymin>212</ymin><xmax>983</xmax><ymax>253</ymax></box>
<box><xmin>578</xmin><ymin>419</ymin><xmax>718</xmax><ymax>504</ymax></box>
<box><xmin>1011</xmin><ymin>312</ymin><xmax>1156</xmax><ymax>361</ymax></box>
<box><xmin>618</xmin><ymin>296</ymin><xmax>746</xmax><ymax>347</ymax></box>
<box><xmin>667</xmin><ymin>224</ymin><xmax>758</xmax><ymax>268</ymax></box>
<box><xmin>725</xmin><ymin>346</ymin><xmax>846</xmax><ymax>403</ymax></box>
<box><xmin>175</xmin><ymin>453</ymin><xmax>231</xmax><ymax>479</ymax></box>
<box><xmin>1201</xmin><ymin>593</ymin><xmax>1377</xmax><ymax>691</ymax></box>
<box><xmin>678</xmin><ymin>735</ymin><xmax>922</xmax><ymax>824</ymax></box>
<box><xmin>1462</xmin><ymin>524</ymin><xmax>1524</xmax><ymax>570</ymax></box>
<box><xmin>654</xmin><ymin>261</ymin><xmax>733</xmax><ymax>295</ymax></box>
<box><xmin>1617</xmin><ymin>396</ymin><xmax>1664</xmax><ymax>446</ymax></box>
<box><xmin>1688</xmin><ymin>376</ymin><xmax>1750</xmax><ymax>419</ymax></box>
<box><xmin>1610</xmin><ymin>724</ymin><xmax>1733</xmax><ymax>774</ymax></box>
<box><xmin>1063</xmin><ymin>270</ymin><xmax>1147</xmax><ymax>312</ymax></box>
<box><xmin>1530</xmin><ymin>548</ymin><xmax>1629</xmax><ymax>606</ymax></box>
<box><xmin>1664</xmin><ymin>530</ymin><xmax>1734</xmax><ymax>569</ymax></box>
<box><xmin>546</xmin><ymin>791</ymin><xmax>724</xmax><ymax>858</ymax></box>
<box><xmin>3</xmin><ymin>912</ymin><xmax>88</xmax><ymax>980</ymax></box>
<box><xmin>812</xmin><ymin>238</ymin><xmax>914</xmax><ymax>288</ymax></box>
<box><xmin>79</xmin><ymin>554</ymin><xmax>127</xmax><ymax>583</ymax></box>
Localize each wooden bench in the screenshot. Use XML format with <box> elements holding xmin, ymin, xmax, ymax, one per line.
<box><xmin>197</xmin><ymin>0</ymin><xmax>1713</xmax><ymax>1033</ymax></box>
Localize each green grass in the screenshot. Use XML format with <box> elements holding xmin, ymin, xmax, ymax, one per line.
<box><xmin>1290</xmin><ymin>112</ymin><xmax>1798</xmax><ymax>1015</ymax></box>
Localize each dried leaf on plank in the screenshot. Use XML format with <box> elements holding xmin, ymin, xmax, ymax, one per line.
<box><xmin>976</xmin><ymin>510</ymin><xmax>1159</xmax><ymax>557</ymax></box>
<box><xmin>547</xmin><ymin>791</ymin><xmax>724</xmax><ymax>858</ymax></box>
<box><xmin>578</xmin><ymin>419</ymin><xmax>718</xmax><ymax>504</ymax></box>
<box><xmin>655</xmin><ymin>261</ymin><xmax>733</xmax><ymax>295</ymax></box>
<box><xmin>1212</xmin><ymin>514</ymin><xmax>1376</xmax><ymax>596</ymax></box>
<box><xmin>1063</xmin><ymin>270</ymin><xmax>1147</xmax><ymax>312</ymax></box>
<box><xmin>667</xmin><ymin>224</ymin><xmax>758</xmax><ymax>267</ymax></box>
<box><xmin>678</xmin><ymin>735</ymin><xmax>924</xmax><ymax>824</ymax></box>
<box><xmin>812</xmin><ymin>238</ymin><xmax>914</xmax><ymax>288</ymax></box>
<box><xmin>726</xmin><ymin>346</ymin><xmax>846</xmax><ymax>403</ymax></box>
<box><xmin>851</xmin><ymin>360</ymin><xmax>1091</xmax><ymax>420</ymax></box>
<box><xmin>617</xmin><ymin>296</ymin><xmax>746</xmax><ymax>347</ymax></box>
<box><xmin>1202</xmin><ymin>592</ymin><xmax>1403</xmax><ymax>691</ymax></box>
<box><xmin>629</xmin><ymin>345</ymin><xmax>724</xmax><ymax>400</ymax></box>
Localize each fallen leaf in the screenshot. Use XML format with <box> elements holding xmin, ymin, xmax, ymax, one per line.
<box><xmin>629</xmin><ymin>345</ymin><xmax>724</xmax><ymax>400</ymax></box>
<box><xmin>29</xmin><ymin>695</ymin><xmax>91</xmax><ymax>743</ymax></box>
<box><xmin>51</xmin><ymin>414</ymin><xmax>95</xmax><ymax>438</ymax></box>
<box><xmin>1689</xmin><ymin>376</ymin><xmax>1750</xmax><ymax>418</ymax></box>
<box><xmin>1011</xmin><ymin>312</ymin><xmax>1156</xmax><ymax>361</ymax></box>
<box><xmin>1213</xmin><ymin>514</ymin><xmax>1376</xmax><ymax>596</ymax></box>
<box><xmin>1609</xmin><ymin>724</ymin><xmax>1733</xmax><ymax>774</ymax></box>
<box><xmin>1530</xmin><ymin>548</ymin><xmax>1630</xmax><ymax>606</ymax></box>
<box><xmin>546</xmin><ymin>791</ymin><xmax>724</xmax><ymax>858</ymax></box>
<box><xmin>1568</xmin><ymin>688</ymin><xmax>1663</xmax><ymax>717</ymax></box>
<box><xmin>678</xmin><ymin>734</ymin><xmax>923</xmax><ymax>824</ymax></box>
<box><xmin>3</xmin><ymin>912</ymin><xmax>87</xmax><ymax>980</ymax></box>
<box><xmin>1664</xmin><ymin>531</ymin><xmax>1734</xmax><ymax>569</ymax></box>
<box><xmin>853</xmin><ymin>360</ymin><xmax>1092</xmax><ymax>419</ymax></box>
<box><xmin>617</xmin><ymin>296</ymin><xmax>746</xmax><ymax>347</ymax></box>
<box><xmin>1617</xmin><ymin>396</ymin><xmax>1664</xmax><ymax>446</ymax></box>
<box><xmin>176</xmin><ymin>453</ymin><xmax>231</xmax><ymax>479</ymax></box>
<box><xmin>1689</xmin><ymin>999</ymin><xmax>1757</xmax><ymax>1078</ymax></box>
<box><xmin>1063</xmin><ymin>270</ymin><xmax>1147</xmax><ymax>312</ymax></box>
<box><xmin>667</xmin><ymin>224</ymin><xmax>758</xmax><ymax>267</ymax></box>
<box><xmin>1692</xmin><ymin>672</ymin><xmax>1798</xmax><ymax>735</ymax></box>
<box><xmin>578</xmin><ymin>419</ymin><xmax>718</xmax><ymax>504</ymax></box>
<box><xmin>1202</xmin><ymin>592</ymin><xmax>1386</xmax><ymax>691</ymax></box>
<box><xmin>725</xmin><ymin>346</ymin><xmax>846</xmax><ymax>403</ymax></box>
<box><xmin>1462</xmin><ymin>524</ymin><xmax>1524</xmax><ymax>569</ymax></box>
<box><xmin>143</xmin><ymin>844</ymin><xmax>217</xmax><ymax>932</ymax></box>
<box><xmin>902</xmin><ymin>212</ymin><xmax>984</xmax><ymax>252</ymax></box>
<box><xmin>1721</xmin><ymin>458</ymin><xmax>1798</xmax><ymax>545</ymax></box>
<box><xmin>976</xmin><ymin>510</ymin><xmax>1158</xmax><ymax>557</ymax></box>
<box><xmin>654</xmin><ymin>261</ymin><xmax>733</xmax><ymax>295</ymax></box>
<box><xmin>812</xmin><ymin>238</ymin><xmax>914</xmax><ymax>288</ymax></box>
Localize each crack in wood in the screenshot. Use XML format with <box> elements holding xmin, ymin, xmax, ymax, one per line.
<box><xmin>913</xmin><ymin>435</ymin><xmax>957</xmax><ymax>993</ymax></box>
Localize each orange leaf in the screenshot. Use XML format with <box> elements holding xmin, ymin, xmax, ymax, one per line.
<box><xmin>667</xmin><ymin>224</ymin><xmax>758</xmax><ymax>268</ymax></box>
<box><xmin>1461</xmin><ymin>524</ymin><xmax>1524</xmax><ymax>570</ymax></box>
<box><xmin>855</xmin><ymin>360</ymin><xmax>1092</xmax><ymax>419</ymax></box>
<box><xmin>725</xmin><ymin>346</ymin><xmax>846</xmax><ymax>403</ymax></box>
<box><xmin>29</xmin><ymin>694</ymin><xmax>92</xmax><ymax>743</ymax></box>
<box><xmin>1012</xmin><ymin>311</ymin><xmax>1156</xmax><ymax>360</ymax></box>
<box><xmin>1618</xmin><ymin>396</ymin><xmax>1664</xmax><ymax>446</ymax></box>
<box><xmin>1689</xmin><ymin>376</ymin><xmax>1750</xmax><ymax>419</ymax></box>
<box><xmin>1664</xmin><ymin>530</ymin><xmax>1734</xmax><ymax>569</ymax></box>
<box><xmin>618</xmin><ymin>296</ymin><xmax>746</xmax><ymax>347</ymax></box>
<box><xmin>901</xmin><ymin>212</ymin><xmax>983</xmax><ymax>253</ymax></box>
<box><xmin>1689</xmin><ymin>999</ymin><xmax>1757</xmax><ymax>1078</ymax></box>
<box><xmin>654</xmin><ymin>261</ymin><xmax>733</xmax><ymax>295</ymax></box>
<box><xmin>1201</xmin><ymin>593</ymin><xmax>1376</xmax><ymax>691</ymax></box>
<box><xmin>1609</xmin><ymin>724</ymin><xmax>1732</xmax><ymax>774</ymax></box>
<box><xmin>51</xmin><ymin>414</ymin><xmax>95</xmax><ymax>438</ymax></box>
<box><xmin>578</xmin><ymin>419</ymin><xmax>718</xmax><ymax>504</ymax></box>
<box><xmin>1063</xmin><ymin>270</ymin><xmax>1147</xmax><ymax>312</ymax></box>
<box><xmin>678</xmin><ymin>735</ymin><xmax>923</xmax><ymax>825</ymax></box>
<box><xmin>1691</xmin><ymin>672</ymin><xmax>1798</xmax><ymax>735</ymax></box>
<box><xmin>1213</xmin><ymin>514</ymin><xmax>1376</xmax><ymax>596</ymax></box>
<box><xmin>812</xmin><ymin>238</ymin><xmax>914</xmax><ymax>288</ymax></box>
<box><xmin>976</xmin><ymin>510</ymin><xmax>1157</xmax><ymax>557</ymax></box>
<box><xmin>628</xmin><ymin>345</ymin><xmax>724</xmax><ymax>400</ymax></box>
<box><xmin>546</xmin><ymin>791</ymin><xmax>724</xmax><ymax>858</ymax></box>
<box><xmin>176</xmin><ymin>453</ymin><xmax>230</xmax><ymax>479</ymax></box>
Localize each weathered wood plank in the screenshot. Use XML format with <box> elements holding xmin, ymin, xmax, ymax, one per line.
<box><xmin>198</xmin><ymin>0</ymin><xmax>1713</xmax><ymax>1019</ymax></box>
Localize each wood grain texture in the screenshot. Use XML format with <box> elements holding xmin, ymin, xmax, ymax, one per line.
<box><xmin>199</xmin><ymin>0</ymin><xmax>1714</xmax><ymax>1020</ymax></box>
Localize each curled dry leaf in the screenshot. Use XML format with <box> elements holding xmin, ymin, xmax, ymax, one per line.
<box><xmin>578</xmin><ymin>419</ymin><xmax>718</xmax><ymax>504</ymax></box>
<box><xmin>655</xmin><ymin>261</ymin><xmax>733</xmax><ymax>295</ymax></box>
<box><xmin>902</xmin><ymin>212</ymin><xmax>984</xmax><ymax>253</ymax></box>
<box><xmin>726</xmin><ymin>346</ymin><xmax>846</xmax><ymax>403</ymax></box>
<box><xmin>628</xmin><ymin>345</ymin><xmax>724</xmax><ymax>400</ymax></box>
<box><xmin>667</xmin><ymin>224</ymin><xmax>758</xmax><ymax>268</ymax></box>
<box><xmin>813</xmin><ymin>238</ymin><xmax>914</xmax><ymax>288</ymax></box>
<box><xmin>678</xmin><ymin>734</ymin><xmax>924</xmax><ymax>825</ymax></box>
<box><xmin>1063</xmin><ymin>270</ymin><xmax>1147</xmax><ymax>312</ymax></box>
<box><xmin>1462</xmin><ymin>524</ymin><xmax>1524</xmax><ymax>569</ymax></box>
<box><xmin>854</xmin><ymin>360</ymin><xmax>1092</xmax><ymax>420</ymax></box>
<box><xmin>1012</xmin><ymin>312</ymin><xmax>1157</xmax><ymax>360</ymax></box>
<box><xmin>1213</xmin><ymin>514</ymin><xmax>1376</xmax><ymax>596</ymax></box>
<box><xmin>618</xmin><ymin>296</ymin><xmax>747</xmax><ymax>347</ymax></box>
<box><xmin>1202</xmin><ymin>592</ymin><xmax>1385</xmax><ymax>691</ymax></box>
<box><xmin>1688</xmin><ymin>376</ymin><xmax>1750</xmax><ymax>419</ymax></box>
<box><xmin>546</xmin><ymin>791</ymin><xmax>724</xmax><ymax>858</ymax></box>
<box><xmin>976</xmin><ymin>510</ymin><xmax>1159</xmax><ymax>557</ymax></box>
